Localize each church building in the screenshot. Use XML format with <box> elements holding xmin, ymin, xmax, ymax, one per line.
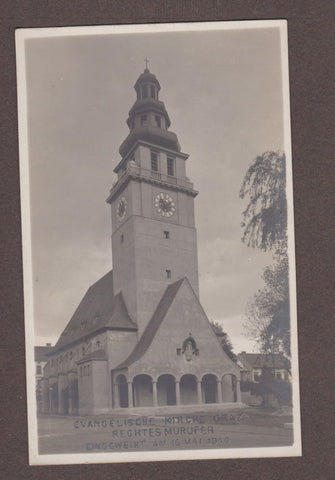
<box><xmin>40</xmin><ymin>67</ymin><xmax>241</xmax><ymax>415</ymax></box>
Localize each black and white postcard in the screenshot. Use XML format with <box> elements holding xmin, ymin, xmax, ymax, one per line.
<box><xmin>16</xmin><ymin>20</ymin><xmax>301</xmax><ymax>464</ymax></box>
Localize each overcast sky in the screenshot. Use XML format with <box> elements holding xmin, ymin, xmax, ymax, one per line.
<box><xmin>24</xmin><ymin>24</ymin><xmax>285</xmax><ymax>353</ymax></box>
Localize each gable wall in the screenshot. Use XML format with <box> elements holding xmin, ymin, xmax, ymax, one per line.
<box><xmin>128</xmin><ymin>281</ymin><xmax>240</xmax><ymax>381</ymax></box>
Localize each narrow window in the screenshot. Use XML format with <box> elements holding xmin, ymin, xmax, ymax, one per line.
<box><xmin>164</xmin><ymin>230</ymin><xmax>170</xmax><ymax>239</ymax></box>
<box><xmin>167</xmin><ymin>157</ymin><xmax>175</xmax><ymax>176</ymax></box>
<box><xmin>121</xmin><ymin>234</ymin><xmax>124</xmax><ymax>243</ymax></box>
<box><xmin>36</xmin><ymin>365</ymin><xmax>42</xmax><ymax>375</ymax></box>
<box><xmin>140</xmin><ymin>115</ymin><xmax>147</xmax><ymax>126</ymax></box>
<box><xmin>166</xmin><ymin>269</ymin><xmax>171</xmax><ymax>279</ymax></box>
<box><xmin>155</xmin><ymin>115</ymin><xmax>161</xmax><ymax>128</ymax></box>
<box><xmin>151</xmin><ymin>151</ymin><xmax>158</xmax><ymax>171</ymax></box>
<box><xmin>87</xmin><ymin>365</ymin><xmax>90</xmax><ymax>376</ymax></box>
<box><xmin>142</xmin><ymin>84</ymin><xmax>148</xmax><ymax>98</ymax></box>
<box><xmin>150</xmin><ymin>85</ymin><xmax>155</xmax><ymax>98</ymax></box>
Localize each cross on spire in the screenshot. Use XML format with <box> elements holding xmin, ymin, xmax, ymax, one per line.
<box><xmin>144</xmin><ymin>56</ymin><xmax>149</xmax><ymax>70</ymax></box>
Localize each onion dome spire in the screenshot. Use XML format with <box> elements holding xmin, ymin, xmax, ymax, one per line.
<box><xmin>118</xmin><ymin>65</ymin><xmax>181</xmax><ymax>159</ymax></box>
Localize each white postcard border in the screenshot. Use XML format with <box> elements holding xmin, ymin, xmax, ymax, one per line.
<box><xmin>16</xmin><ymin>19</ymin><xmax>301</xmax><ymax>465</ymax></box>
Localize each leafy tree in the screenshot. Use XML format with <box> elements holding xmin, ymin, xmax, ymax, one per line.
<box><xmin>211</xmin><ymin>321</ymin><xmax>237</xmax><ymax>362</ymax></box>
<box><xmin>240</xmin><ymin>151</ymin><xmax>287</xmax><ymax>253</ymax></box>
<box><xmin>240</xmin><ymin>151</ymin><xmax>290</xmax><ymax>356</ymax></box>
<box><xmin>251</xmin><ymin>367</ymin><xmax>292</xmax><ymax>407</ymax></box>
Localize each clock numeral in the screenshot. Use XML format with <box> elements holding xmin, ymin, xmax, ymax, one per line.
<box><xmin>154</xmin><ymin>192</ymin><xmax>176</xmax><ymax>218</ymax></box>
<box><xmin>117</xmin><ymin>197</ymin><xmax>127</xmax><ymax>221</ymax></box>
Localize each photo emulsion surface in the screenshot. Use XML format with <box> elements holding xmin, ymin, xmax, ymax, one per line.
<box><xmin>16</xmin><ymin>21</ymin><xmax>301</xmax><ymax>464</ymax></box>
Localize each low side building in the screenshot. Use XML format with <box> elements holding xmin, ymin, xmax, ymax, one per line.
<box><xmin>238</xmin><ymin>352</ymin><xmax>291</xmax><ymax>383</ymax></box>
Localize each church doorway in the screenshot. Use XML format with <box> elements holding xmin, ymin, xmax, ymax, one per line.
<box><xmin>116</xmin><ymin>374</ymin><xmax>128</xmax><ymax>408</ymax></box>
<box><xmin>202</xmin><ymin>374</ymin><xmax>217</xmax><ymax>404</ymax></box>
<box><xmin>133</xmin><ymin>374</ymin><xmax>153</xmax><ymax>407</ymax></box>
<box><xmin>157</xmin><ymin>374</ymin><xmax>176</xmax><ymax>406</ymax></box>
<box><xmin>180</xmin><ymin>374</ymin><xmax>198</xmax><ymax>405</ymax></box>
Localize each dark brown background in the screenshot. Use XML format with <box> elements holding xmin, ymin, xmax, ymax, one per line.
<box><xmin>1</xmin><ymin>1</ymin><xmax>334</xmax><ymax>479</ymax></box>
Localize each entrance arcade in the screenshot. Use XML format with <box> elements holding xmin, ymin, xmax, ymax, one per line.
<box><xmin>112</xmin><ymin>371</ymin><xmax>241</xmax><ymax>409</ymax></box>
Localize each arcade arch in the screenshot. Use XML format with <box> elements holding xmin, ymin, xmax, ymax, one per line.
<box><xmin>157</xmin><ymin>374</ymin><xmax>176</xmax><ymax>406</ymax></box>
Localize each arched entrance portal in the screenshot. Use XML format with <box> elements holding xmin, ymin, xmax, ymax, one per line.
<box><xmin>202</xmin><ymin>374</ymin><xmax>217</xmax><ymax>404</ymax></box>
<box><xmin>180</xmin><ymin>374</ymin><xmax>198</xmax><ymax>405</ymax></box>
<box><xmin>116</xmin><ymin>374</ymin><xmax>128</xmax><ymax>408</ymax></box>
<box><xmin>157</xmin><ymin>374</ymin><xmax>176</xmax><ymax>406</ymax></box>
<box><xmin>133</xmin><ymin>374</ymin><xmax>153</xmax><ymax>407</ymax></box>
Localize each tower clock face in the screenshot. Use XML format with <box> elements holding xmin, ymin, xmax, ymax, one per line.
<box><xmin>117</xmin><ymin>196</ymin><xmax>127</xmax><ymax>221</ymax></box>
<box><xmin>154</xmin><ymin>192</ymin><xmax>176</xmax><ymax>217</ymax></box>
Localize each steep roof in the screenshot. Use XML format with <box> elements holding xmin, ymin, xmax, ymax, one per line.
<box><xmin>115</xmin><ymin>278</ymin><xmax>185</xmax><ymax>370</ymax></box>
<box><xmin>53</xmin><ymin>270</ymin><xmax>137</xmax><ymax>353</ymax></box>
<box><xmin>237</xmin><ymin>352</ymin><xmax>290</xmax><ymax>371</ymax></box>
<box><xmin>35</xmin><ymin>345</ymin><xmax>53</xmax><ymax>362</ymax></box>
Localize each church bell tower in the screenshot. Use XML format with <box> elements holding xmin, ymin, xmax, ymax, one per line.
<box><xmin>107</xmin><ymin>66</ymin><xmax>199</xmax><ymax>335</ymax></box>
